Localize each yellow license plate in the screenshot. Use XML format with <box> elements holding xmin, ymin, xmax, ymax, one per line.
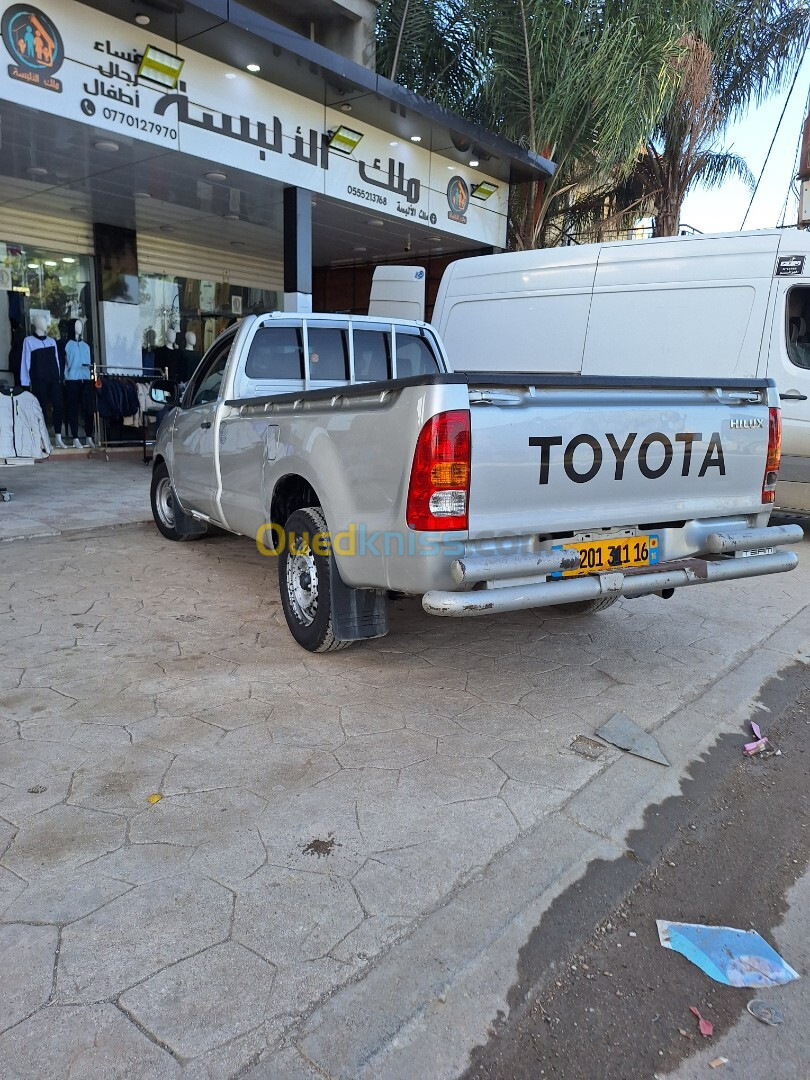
<box><xmin>556</xmin><ymin>534</ymin><xmax>659</xmax><ymax>577</ymax></box>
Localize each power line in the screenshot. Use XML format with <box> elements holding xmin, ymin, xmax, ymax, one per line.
<box><xmin>740</xmin><ymin>58</ymin><xmax>807</xmax><ymax>230</ymax></box>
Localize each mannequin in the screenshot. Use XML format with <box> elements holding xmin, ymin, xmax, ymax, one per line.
<box><xmin>155</xmin><ymin>327</ymin><xmax>181</xmax><ymax>381</ymax></box>
<box><xmin>179</xmin><ymin>330</ymin><xmax>201</xmax><ymax>381</ymax></box>
<box><xmin>21</xmin><ymin>314</ymin><xmax>65</xmax><ymax>447</ymax></box>
<box><xmin>63</xmin><ymin>319</ymin><xmax>95</xmax><ymax>449</ymax></box>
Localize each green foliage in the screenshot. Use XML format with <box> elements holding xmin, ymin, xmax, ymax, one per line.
<box><xmin>376</xmin><ymin>0</ymin><xmax>810</xmax><ymax>245</ymax></box>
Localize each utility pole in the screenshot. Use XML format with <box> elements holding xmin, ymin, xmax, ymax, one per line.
<box><xmin>799</xmin><ymin>106</ymin><xmax>810</xmax><ymax>227</ymax></box>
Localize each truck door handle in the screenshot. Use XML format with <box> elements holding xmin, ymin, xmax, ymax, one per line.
<box><xmin>200</xmin><ymin>420</ymin><xmax>212</xmax><ymax>428</ymax></box>
<box><xmin>780</xmin><ymin>392</ymin><xmax>808</xmax><ymax>401</ymax></box>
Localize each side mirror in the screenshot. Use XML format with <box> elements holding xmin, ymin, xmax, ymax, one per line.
<box><xmin>150</xmin><ymin>379</ymin><xmax>179</xmax><ymax>407</ymax></box>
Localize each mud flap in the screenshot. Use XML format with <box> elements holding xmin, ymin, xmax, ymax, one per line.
<box><xmin>329</xmin><ymin>553</ymin><xmax>389</xmax><ymax>640</ymax></box>
<box><xmin>173</xmin><ymin>495</ymin><xmax>208</xmax><ymax>538</ymax></box>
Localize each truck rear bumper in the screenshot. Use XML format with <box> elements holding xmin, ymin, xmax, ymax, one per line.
<box><xmin>422</xmin><ymin>525</ymin><xmax>802</xmax><ymax>618</ymax></box>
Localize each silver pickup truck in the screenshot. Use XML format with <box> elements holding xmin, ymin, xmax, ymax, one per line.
<box><xmin>149</xmin><ymin>311</ymin><xmax>802</xmax><ymax>652</ymax></box>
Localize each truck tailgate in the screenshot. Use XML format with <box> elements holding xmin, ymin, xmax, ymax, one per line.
<box><xmin>466</xmin><ymin>376</ymin><xmax>772</xmax><ymax>538</ymax></box>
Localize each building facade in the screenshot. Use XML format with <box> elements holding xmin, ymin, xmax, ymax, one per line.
<box><xmin>0</xmin><ymin>0</ymin><xmax>552</xmax><ymax>391</ymax></box>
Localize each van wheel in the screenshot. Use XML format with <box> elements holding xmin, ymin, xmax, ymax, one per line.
<box><xmin>279</xmin><ymin>507</ymin><xmax>352</xmax><ymax>652</ymax></box>
<box><xmin>555</xmin><ymin>595</ymin><xmax>620</xmax><ymax>615</ymax></box>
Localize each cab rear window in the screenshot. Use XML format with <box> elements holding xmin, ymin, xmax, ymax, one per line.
<box><xmin>353</xmin><ymin>328</ymin><xmax>392</xmax><ymax>381</ymax></box>
<box><xmin>308</xmin><ymin>326</ymin><xmax>349</xmax><ymax>381</ymax></box>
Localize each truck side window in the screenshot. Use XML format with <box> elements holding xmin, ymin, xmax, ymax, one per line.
<box><xmin>184</xmin><ymin>335</ymin><xmax>233</xmax><ymax>407</ymax></box>
<box><xmin>307</xmin><ymin>326</ymin><xmax>349</xmax><ymax>381</ymax></box>
<box><xmin>353</xmin><ymin>328</ymin><xmax>392</xmax><ymax>382</ymax></box>
<box><xmin>245</xmin><ymin>327</ymin><xmax>304</xmax><ymax>380</ymax></box>
<box><xmin>786</xmin><ymin>287</ymin><xmax>810</xmax><ymax>370</ymax></box>
<box><xmin>394</xmin><ymin>326</ymin><xmax>440</xmax><ymax>377</ymax></box>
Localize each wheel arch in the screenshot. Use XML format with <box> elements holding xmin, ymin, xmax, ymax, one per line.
<box><xmin>270</xmin><ymin>473</ymin><xmax>322</xmax><ymax>527</ymax></box>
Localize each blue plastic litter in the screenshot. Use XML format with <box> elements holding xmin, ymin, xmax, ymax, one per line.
<box><xmin>656</xmin><ymin>920</ymin><xmax>800</xmax><ymax>988</ymax></box>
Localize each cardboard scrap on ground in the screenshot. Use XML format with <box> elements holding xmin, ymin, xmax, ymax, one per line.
<box><xmin>657</xmin><ymin>920</ymin><xmax>800</xmax><ymax>988</ymax></box>
<box><xmin>595</xmin><ymin>713</ymin><xmax>670</xmax><ymax>765</ymax></box>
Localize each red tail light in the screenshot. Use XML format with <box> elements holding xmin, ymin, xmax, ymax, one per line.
<box><xmin>762</xmin><ymin>406</ymin><xmax>782</xmax><ymax>504</ymax></box>
<box><xmin>407</xmin><ymin>410</ymin><xmax>471</xmax><ymax>530</ymax></box>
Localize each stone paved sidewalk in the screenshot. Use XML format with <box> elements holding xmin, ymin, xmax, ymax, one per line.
<box><xmin>0</xmin><ymin>456</ymin><xmax>151</xmax><ymax>542</ymax></box>
<box><xmin>0</xmin><ymin>524</ymin><xmax>808</xmax><ymax>1078</ymax></box>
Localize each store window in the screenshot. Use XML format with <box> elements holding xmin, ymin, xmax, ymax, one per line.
<box><xmin>139</xmin><ymin>274</ymin><xmax>278</xmax><ymax>367</ymax></box>
<box><xmin>0</xmin><ymin>241</ymin><xmax>95</xmax><ymax>385</ymax></box>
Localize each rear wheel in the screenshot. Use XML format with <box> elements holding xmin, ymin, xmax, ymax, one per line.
<box><xmin>278</xmin><ymin>506</ymin><xmax>352</xmax><ymax>652</ymax></box>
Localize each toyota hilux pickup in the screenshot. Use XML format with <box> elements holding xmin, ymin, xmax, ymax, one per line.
<box><xmin>149</xmin><ymin>312</ymin><xmax>802</xmax><ymax>652</ymax></box>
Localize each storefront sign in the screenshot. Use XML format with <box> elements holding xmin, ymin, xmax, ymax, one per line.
<box><xmin>0</xmin><ymin>0</ymin><xmax>508</xmax><ymax>247</ymax></box>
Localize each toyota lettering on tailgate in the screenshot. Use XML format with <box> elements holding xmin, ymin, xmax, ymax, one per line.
<box><xmin>529</xmin><ymin>431</ymin><xmax>725</xmax><ymax>485</ymax></box>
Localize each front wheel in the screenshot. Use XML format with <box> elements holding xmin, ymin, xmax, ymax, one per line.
<box><xmin>553</xmin><ymin>595</ymin><xmax>620</xmax><ymax>616</ymax></box>
<box><xmin>278</xmin><ymin>507</ymin><xmax>352</xmax><ymax>652</ymax></box>
<box><xmin>150</xmin><ymin>461</ymin><xmax>203</xmax><ymax>542</ymax></box>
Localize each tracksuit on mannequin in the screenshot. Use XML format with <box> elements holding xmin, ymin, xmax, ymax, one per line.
<box><xmin>20</xmin><ymin>314</ymin><xmax>64</xmax><ymax>446</ymax></box>
<box><xmin>64</xmin><ymin>320</ymin><xmax>95</xmax><ymax>449</ymax></box>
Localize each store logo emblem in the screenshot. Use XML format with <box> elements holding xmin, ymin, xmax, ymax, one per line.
<box><xmin>1</xmin><ymin>3</ymin><xmax>64</xmax><ymax>92</ymax></box>
<box><xmin>446</xmin><ymin>175</ymin><xmax>469</xmax><ymax>225</ymax></box>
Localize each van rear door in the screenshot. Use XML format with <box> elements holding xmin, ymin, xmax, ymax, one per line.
<box><xmin>465</xmin><ymin>376</ymin><xmax>771</xmax><ymax>539</ymax></box>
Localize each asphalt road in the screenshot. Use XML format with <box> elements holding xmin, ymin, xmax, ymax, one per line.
<box><xmin>463</xmin><ymin>662</ymin><xmax>810</xmax><ymax>1079</ymax></box>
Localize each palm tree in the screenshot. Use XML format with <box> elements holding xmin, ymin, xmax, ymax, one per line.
<box><xmin>377</xmin><ymin>0</ymin><xmax>687</xmax><ymax>248</ymax></box>
<box><xmin>630</xmin><ymin>1</ymin><xmax>810</xmax><ymax>236</ymax></box>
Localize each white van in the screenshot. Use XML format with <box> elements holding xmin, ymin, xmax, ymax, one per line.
<box><xmin>372</xmin><ymin>230</ymin><xmax>810</xmax><ymax>512</ymax></box>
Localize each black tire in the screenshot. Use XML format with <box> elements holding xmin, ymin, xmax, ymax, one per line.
<box><xmin>150</xmin><ymin>461</ymin><xmax>204</xmax><ymax>542</ymax></box>
<box><xmin>278</xmin><ymin>506</ymin><xmax>352</xmax><ymax>652</ymax></box>
<box><xmin>554</xmin><ymin>595</ymin><xmax>620</xmax><ymax>615</ymax></box>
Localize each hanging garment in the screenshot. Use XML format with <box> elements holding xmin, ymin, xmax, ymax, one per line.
<box><xmin>0</xmin><ymin>390</ymin><xmax>51</xmax><ymax>459</ymax></box>
<box><xmin>96</xmin><ymin>378</ymin><xmax>139</xmax><ymax>420</ymax></box>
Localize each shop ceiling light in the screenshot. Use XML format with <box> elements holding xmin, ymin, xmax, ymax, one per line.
<box><xmin>246</xmin><ymin>63</ymin><xmax>261</xmax><ymax>73</ymax></box>
<box><xmin>27</xmin><ymin>262</ymin><xmax>39</xmax><ymax>269</ymax></box>
<box><xmin>327</xmin><ymin>125</ymin><xmax>364</xmax><ymax>155</ymax></box>
<box><xmin>471</xmin><ymin>181</ymin><xmax>498</xmax><ymax>201</ymax></box>
<box><xmin>62</xmin><ymin>257</ymin><xmax>76</xmax><ymax>263</ymax></box>
<box><xmin>366</xmin><ymin>218</ymin><xmax>384</xmax><ymax>227</ymax></box>
<box><xmin>44</xmin><ymin>260</ymin><xmax>57</xmax><ymax>267</ymax></box>
<box><xmin>95</xmin><ymin>140</ymin><xmax>120</xmax><ymax>152</ymax></box>
<box><xmin>138</xmin><ymin>45</ymin><xmax>185</xmax><ymax>89</ymax></box>
<box><xmin>134</xmin><ymin>191</ymin><xmax>151</xmax><ymax>198</ymax></box>
<box><xmin>469</xmin><ymin>159</ymin><xmax>480</xmax><ymax>167</ymax></box>
<box><xmin>205</xmin><ymin>171</ymin><xmax>227</xmax><ymax>182</ymax></box>
<box><xmin>134</xmin><ymin>13</ymin><xmax>150</xmax><ymax>26</ymax></box>
<box><xmin>26</xmin><ymin>166</ymin><xmax>47</xmax><ymax>176</ymax></box>
<box><xmin>410</xmin><ymin>135</ymin><xmax>422</xmax><ymax>143</ymax></box>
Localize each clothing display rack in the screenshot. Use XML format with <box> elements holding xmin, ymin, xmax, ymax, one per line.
<box><xmin>91</xmin><ymin>364</ymin><xmax>163</xmax><ymax>464</ymax></box>
<box><xmin>1</xmin><ymin>386</ymin><xmax>52</xmax><ymax>502</ymax></box>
